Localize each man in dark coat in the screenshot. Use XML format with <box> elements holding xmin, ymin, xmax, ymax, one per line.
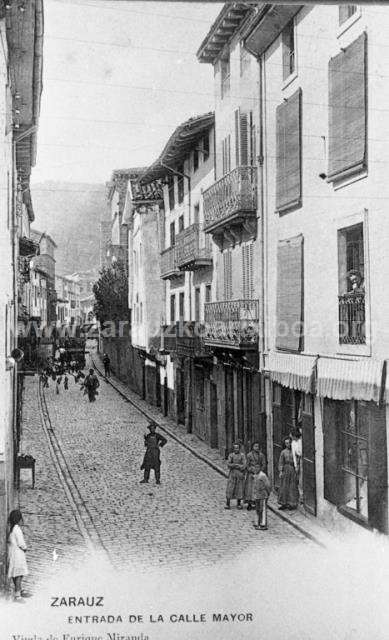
<box><xmin>83</xmin><ymin>368</ymin><xmax>100</xmax><ymax>402</ymax></box>
<box><xmin>140</xmin><ymin>422</ymin><xmax>167</xmax><ymax>485</ymax></box>
<box><xmin>103</xmin><ymin>353</ymin><xmax>111</xmax><ymax>378</ymax></box>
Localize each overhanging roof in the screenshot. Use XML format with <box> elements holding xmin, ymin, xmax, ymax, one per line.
<box><xmin>244</xmin><ymin>4</ymin><xmax>304</xmax><ymax>58</ymax></box>
<box><xmin>140</xmin><ymin>112</ymin><xmax>215</xmax><ymax>184</ymax></box>
<box><xmin>197</xmin><ymin>3</ymin><xmax>258</xmax><ymax>64</ymax></box>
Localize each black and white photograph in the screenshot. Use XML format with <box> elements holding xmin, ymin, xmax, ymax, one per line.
<box><xmin>1</xmin><ymin>1</ymin><xmax>389</xmax><ymax>638</ymax></box>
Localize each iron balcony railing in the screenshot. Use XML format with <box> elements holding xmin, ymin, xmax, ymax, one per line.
<box><xmin>175</xmin><ymin>224</ymin><xmax>212</xmax><ymax>271</ymax></box>
<box><xmin>204</xmin><ymin>299</ymin><xmax>259</xmax><ymax>349</ymax></box>
<box><xmin>339</xmin><ymin>292</ymin><xmax>366</xmax><ymax>344</ymax></box>
<box><xmin>203</xmin><ymin>166</ymin><xmax>257</xmax><ymax>231</ymax></box>
<box><xmin>160</xmin><ymin>246</ymin><xmax>179</xmax><ymax>279</ymax></box>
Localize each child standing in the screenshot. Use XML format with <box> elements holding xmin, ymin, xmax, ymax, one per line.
<box><xmin>7</xmin><ymin>510</ymin><xmax>29</xmax><ymax>602</ymax></box>
<box><xmin>252</xmin><ymin>469</ymin><xmax>271</xmax><ymax>530</ymax></box>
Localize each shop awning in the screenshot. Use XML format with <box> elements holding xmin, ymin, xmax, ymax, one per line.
<box><xmin>266</xmin><ymin>352</ymin><xmax>317</xmax><ymax>394</ymax></box>
<box><xmin>317</xmin><ymin>357</ymin><xmax>384</xmax><ymax>404</ymax></box>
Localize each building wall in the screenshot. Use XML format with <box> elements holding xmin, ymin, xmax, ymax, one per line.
<box><xmin>0</xmin><ymin>17</ymin><xmax>16</xmax><ymax>584</ymax></box>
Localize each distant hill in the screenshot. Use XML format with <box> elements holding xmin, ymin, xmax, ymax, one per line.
<box><xmin>31</xmin><ymin>181</ymin><xmax>106</xmax><ymax>275</ymax></box>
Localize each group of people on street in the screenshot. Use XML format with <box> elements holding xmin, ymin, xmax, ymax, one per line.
<box><xmin>225</xmin><ymin>429</ymin><xmax>302</xmax><ymax>530</ymax></box>
<box><xmin>225</xmin><ymin>442</ymin><xmax>270</xmax><ymax>531</ymax></box>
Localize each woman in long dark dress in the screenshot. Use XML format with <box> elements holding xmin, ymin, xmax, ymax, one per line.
<box><xmin>278</xmin><ymin>437</ymin><xmax>299</xmax><ymax>510</ymax></box>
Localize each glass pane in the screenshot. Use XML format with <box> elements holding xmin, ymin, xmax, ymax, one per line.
<box><xmin>343</xmin><ymin>433</ymin><xmax>358</xmax><ymax>474</ymax></box>
<box><xmin>357</xmin><ymin>476</ymin><xmax>368</xmax><ymax>518</ymax></box>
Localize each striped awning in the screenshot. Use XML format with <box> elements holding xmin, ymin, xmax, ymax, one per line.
<box><xmin>317</xmin><ymin>357</ymin><xmax>384</xmax><ymax>404</ymax></box>
<box><xmin>266</xmin><ymin>352</ymin><xmax>317</xmax><ymax>394</ymax></box>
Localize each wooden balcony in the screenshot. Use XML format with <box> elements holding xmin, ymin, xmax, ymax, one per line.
<box><xmin>175</xmin><ymin>224</ymin><xmax>212</xmax><ymax>271</ymax></box>
<box><xmin>339</xmin><ymin>292</ymin><xmax>365</xmax><ymax>344</ymax></box>
<box><xmin>204</xmin><ymin>299</ymin><xmax>259</xmax><ymax>350</ymax></box>
<box><xmin>160</xmin><ymin>246</ymin><xmax>180</xmax><ymax>280</ymax></box>
<box><xmin>203</xmin><ymin>166</ymin><xmax>257</xmax><ymax>246</ymax></box>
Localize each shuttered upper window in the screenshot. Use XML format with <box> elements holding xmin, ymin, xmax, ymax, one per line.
<box><xmin>223</xmin><ymin>250</ymin><xmax>232</xmax><ymax>300</ymax></box>
<box><xmin>328</xmin><ymin>32</ymin><xmax>367</xmax><ymax>183</ymax></box>
<box><xmin>275</xmin><ymin>234</ymin><xmax>304</xmax><ymax>351</ymax></box>
<box><xmin>275</xmin><ymin>89</ymin><xmax>302</xmax><ymax>214</ymax></box>
<box><xmin>242</xmin><ymin>243</ymin><xmax>254</xmax><ymax>299</ymax></box>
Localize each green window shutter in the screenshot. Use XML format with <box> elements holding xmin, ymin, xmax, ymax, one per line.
<box><xmin>275</xmin><ymin>88</ymin><xmax>302</xmax><ymax>213</ymax></box>
<box><xmin>328</xmin><ymin>32</ymin><xmax>367</xmax><ymax>182</ymax></box>
<box><xmin>275</xmin><ymin>234</ymin><xmax>304</xmax><ymax>351</ymax></box>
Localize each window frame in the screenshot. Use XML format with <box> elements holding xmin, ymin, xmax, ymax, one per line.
<box><xmin>220</xmin><ymin>54</ymin><xmax>230</xmax><ymax>99</ymax></box>
<box><xmin>282</xmin><ymin>19</ymin><xmax>297</xmax><ymax>87</ymax></box>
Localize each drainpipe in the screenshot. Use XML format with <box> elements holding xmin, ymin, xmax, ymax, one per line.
<box><xmin>258</xmin><ymin>55</ymin><xmax>266</xmax><ymax>370</ymax></box>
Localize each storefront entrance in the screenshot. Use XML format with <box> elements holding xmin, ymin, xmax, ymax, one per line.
<box><xmin>272</xmin><ymin>383</ymin><xmax>317</xmax><ymax>515</ymax></box>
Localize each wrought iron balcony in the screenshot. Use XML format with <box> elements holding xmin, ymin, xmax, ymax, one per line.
<box><xmin>176</xmin><ymin>322</ymin><xmax>207</xmax><ymax>358</ymax></box>
<box><xmin>204</xmin><ymin>299</ymin><xmax>259</xmax><ymax>350</ymax></box>
<box><xmin>160</xmin><ymin>245</ymin><xmax>180</xmax><ymax>280</ymax></box>
<box><xmin>175</xmin><ymin>224</ymin><xmax>212</xmax><ymax>271</ymax></box>
<box><xmin>339</xmin><ymin>292</ymin><xmax>365</xmax><ymax>344</ymax></box>
<box><xmin>203</xmin><ymin>166</ymin><xmax>257</xmax><ymax>238</ymax></box>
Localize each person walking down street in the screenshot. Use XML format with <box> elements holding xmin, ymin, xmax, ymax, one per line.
<box><xmin>7</xmin><ymin>510</ymin><xmax>29</xmax><ymax>603</ymax></box>
<box><xmin>103</xmin><ymin>353</ymin><xmax>111</xmax><ymax>378</ymax></box>
<box><xmin>83</xmin><ymin>368</ymin><xmax>100</xmax><ymax>402</ymax></box>
<box><xmin>140</xmin><ymin>422</ymin><xmax>167</xmax><ymax>485</ymax></box>
<box><xmin>278</xmin><ymin>437</ymin><xmax>299</xmax><ymax>511</ymax></box>
<box><xmin>290</xmin><ymin>427</ymin><xmax>303</xmax><ymax>504</ymax></box>
<box><xmin>245</xmin><ymin>442</ymin><xmax>266</xmax><ymax>510</ymax></box>
<box><xmin>225</xmin><ymin>443</ymin><xmax>246</xmax><ymax>510</ymax></box>
<box><xmin>64</xmin><ymin>375</ymin><xmax>69</xmax><ymax>391</ymax></box>
<box><xmin>253</xmin><ymin>468</ymin><xmax>271</xmax><ymax>530</ymax></box>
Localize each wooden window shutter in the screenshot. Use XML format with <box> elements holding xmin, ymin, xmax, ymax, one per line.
<box><xmin>235</xmin><ymin>109</ymin><xmax>240</xmax><ymax>167</ymax></box>
<box><xmin>328</xmin><ymin>32</ymin><xmax>367</xmax><ymax>182</ymax></box>
<box><xmin>323</xmin><ymin>399</ymin><xmax>342</xmax><ymax>506</ymax></box>
<box><xmin>249</xmin><ymin>111</ymin><xmax>256</xmax><ymax>166</ymax></box>
<box><xmin>240</xmin><ymin>112</ymin><xmax>249</xmax><ymax>166</ymax></box>
<box><xmin>227</xmin><ymin>134</ymin><xmax>231</xmax><ymax>173</ymax></box>
<box><xmin>367</xmin><ymin>402</ymin><xmax>388</xmax><ymax>533</ymax></box>
<box><xmin>223</xmin><ymin>251</ymin><xmax>232</xmax><ymax>300</ymax></box>
<box><xmin>248</xmin><ymin>243</ymin><xmax>254</xmax><ymax>299</ymax></box>
<box><xmin>242</xmin><ymin>245</ymin><xmax>247</xmax><ymax>299</ymax></box>
<box><xmin>275</xmin><ymin>88</ymin><xmax>302</xmax><ymax>213</ymax></box>
<box><xmin>275</xmin><ymin>234</ymin><xmax>304</xmax><ymax>351</ymax></box>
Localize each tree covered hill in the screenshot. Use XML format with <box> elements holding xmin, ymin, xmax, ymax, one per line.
<box><xmin>31</xmin><ymin>181</ymin><xmax>106</xmax><ymax>275</ymax></box>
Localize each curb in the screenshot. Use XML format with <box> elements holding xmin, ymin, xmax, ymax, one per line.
<box><xmin>92</xmin><ymin>355</ymin><xmax>326</xmax><ymax>549</ymax></box>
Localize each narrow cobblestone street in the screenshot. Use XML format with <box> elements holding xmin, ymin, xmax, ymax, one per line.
<box><xmin>16</xmin><ymin>355</ymin><xmax>315</xmax><ymax>594</ymax></box>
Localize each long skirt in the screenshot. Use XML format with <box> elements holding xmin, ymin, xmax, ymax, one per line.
<box><xmin>244</xmin><ymin>473</ymin><xmax>256</xmax><ymax>502</ymax></box>
<box><xmin>278</xmin><ymin>464</ymin><xmax>299</xmax><ymax>508</ymax></box>
<box><xmin>226</xmin><ymin>470</ymin><xmax>245</xmax><ymax>500</ymax></box>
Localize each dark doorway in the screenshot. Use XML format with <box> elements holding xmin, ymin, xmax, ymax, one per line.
<box><xmin>224</xmin><ymin>366</ymin><xmax>234</xmax><ymax>458</ymax></box>
<box><xmin>176</xmin><ymin>366</ymin><xmax>185</xmax><ymax>425</ymax></box>
<box><xmin>210</xmin><ymin>381</ymin><xmax>218</xmax><ymax>448</ymax></box>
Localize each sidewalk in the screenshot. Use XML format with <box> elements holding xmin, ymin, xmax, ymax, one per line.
<box><xmin>92</xmin><ymin>352</ymin><xmax>333</xmax><ymax>548</ymax></box>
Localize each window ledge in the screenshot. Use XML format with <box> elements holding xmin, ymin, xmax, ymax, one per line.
<box><xmin>337</xmin><ymin>505</ymin><xmax>372</xmax><ymax>531</ymax></box>
<box><xmin>337</xmin><ymin>8</ymin><xmax>362</xmax><ymax>39</ymax></box>
<box><xmin>282</xmin><ymin>70</ymin><xmax>298</xmax><ymax>91</ymax></box>
<box><xmin>337</xmin><ymin>343</ymin><xmax>371</xmax><ymax>357</ymax></box>
<box><xmin>276</xmin><ymin>197</ymin><xmax>302</xmax><ymax>215</ymax></box>
<box><xmin>328</xmin><ymin>166</ymin><xmax>367</xmax><ymax>191</ymax></box>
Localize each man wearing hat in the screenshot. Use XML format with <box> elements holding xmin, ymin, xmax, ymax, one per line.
<box><xmin>140</xmin><ymin>422</ymin><xmax>167</xmax><ymax>485</ymax></box>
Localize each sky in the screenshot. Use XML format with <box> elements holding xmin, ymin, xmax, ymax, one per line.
<box><xmin>31</xmin><ymin>0</ymin><xmax>223</xmax><ymax>185</ymax></box>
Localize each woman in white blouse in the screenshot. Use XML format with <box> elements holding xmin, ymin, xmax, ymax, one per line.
<box><xmin>8</xmin><ymin>509</ymin><xmax>29</xmax><ymax>602</ymax></box>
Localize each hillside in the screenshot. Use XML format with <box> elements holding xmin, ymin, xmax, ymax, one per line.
<box><xmin>31</xmin><ymin>181</ymin><xmax>106</xmax><ymax>275</ymax></box>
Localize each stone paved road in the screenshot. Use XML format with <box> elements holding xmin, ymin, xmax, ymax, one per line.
<box><xmin>17</xmin><ymin>361</ymin><xmax>314</xmax><ymax>590</ymax></box>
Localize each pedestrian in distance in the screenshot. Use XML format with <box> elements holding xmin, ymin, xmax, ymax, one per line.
<box><xmin>140</xmin><ymin>422</ymin><xmax>167</xmax><ymax>485</ymax></box>
<box><xmin>252</xmin><ymin>468</ymin><xmax>271</xmax><ymax>530</ymax></box>
<box><xmin>278</xmin><ymin>437</ymin><xmax>299</xmax><ymax>511</ymax></box>
<box><xmin>244</xmin><ymin>442</ymin><xmax>267</xmax><ymax>510</ymax></box>
<box><xmin>83</xmin><ymin>368</ymin><xmax>100</xmax><ymax>402</ymax></box>
<box><xmin>7</xmin><ymin>509</ymin><xmax>29</xmax><ymax>603</ymax></box>
<box><xmin>225</xmin><ymin>443</ymin><xmax>246</xmax><ymax>510</ymax></box>
<box><xmin>103</xmin><ymin>353</ymin><xmax>111</xmax><ymax>379</ymax></box>
<box><xmin>64</xmin><ymin>375</ymin><xmax>69</xmax><ymax>390</ymax></box>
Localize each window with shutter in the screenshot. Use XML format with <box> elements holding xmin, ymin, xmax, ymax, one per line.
<box><xmin>240</xmin><ymin>113</ymin><xmax>249</xmax><ymax>166</ymax></box>
<box><xmin>282</xmin><ymin>20</ymin><xmax>295</xmax><ymax>81</ymax></box>
<box><xmin>170</xmin><ymin>294</ymin><xmax>176</xmax><ymax>323</ymax></box>
<box><xmin>249</xmin><ymin>111</ymin><xmax>256</xmax><ymax>166</ymax></box>
<box><xmin>167</xmin><ymin>174</ymin><xmax>175</xmax><ymax>211</ymax></box>
<box><xmin>235</xmin><ymin>109</ymin><xmax>240</xmax><ymax>167</ymax></box>
<box><xmin>339</xmin><ymin>5</ymin><xmax>357</xmax><ymax>25</ymax></box>
<box><xmin>203</xmin><ymin>134</ymin><xmax>210</xmax><ymax>160</ymax></box>
<box><xmin>242</xmin><ymin>243</ymin><xmax>254</xmax><ymax>299</ymax></box>
<box><xmin>227</xmin><ymin>134</ymin><xmax>231</xmax><ymax>173</ymax></box>
<box><xmin>170</xmin><ymin>222</ymin><xmax>175</xmax><ymax>247</ymax></box>
<box><xmin>223</xmin><ymin>250</ymin><xmax>232</xmax><ymax>300</ymax></box>
<box><xmin>328</xmin><ymin>32</ymin><xmax>367</xmax><ymax>183</ymax></box>
<box><xmin>275</xmin><ymin>89</ymin><xmax>302</xmax><ymax>214</ymax></box>
<box><xmin>275</xmin><ymin>234</ymin><xmax>304</xmax><ymax>351</ymax></box>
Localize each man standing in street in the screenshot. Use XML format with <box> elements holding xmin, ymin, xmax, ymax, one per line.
<box><xmin>83</xmin><ymin>368</ymin><xmax>100</xmax><ymax>402</ymax></box>
<box><xmin>140</xmin><ymin>422</ymin><xmax>167</xmax><ymax>485</ymax></box>
<box><xmin>103</xmin><ymin>353</ymin><xmax>111</xmax><ymax>378</ymax></box>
